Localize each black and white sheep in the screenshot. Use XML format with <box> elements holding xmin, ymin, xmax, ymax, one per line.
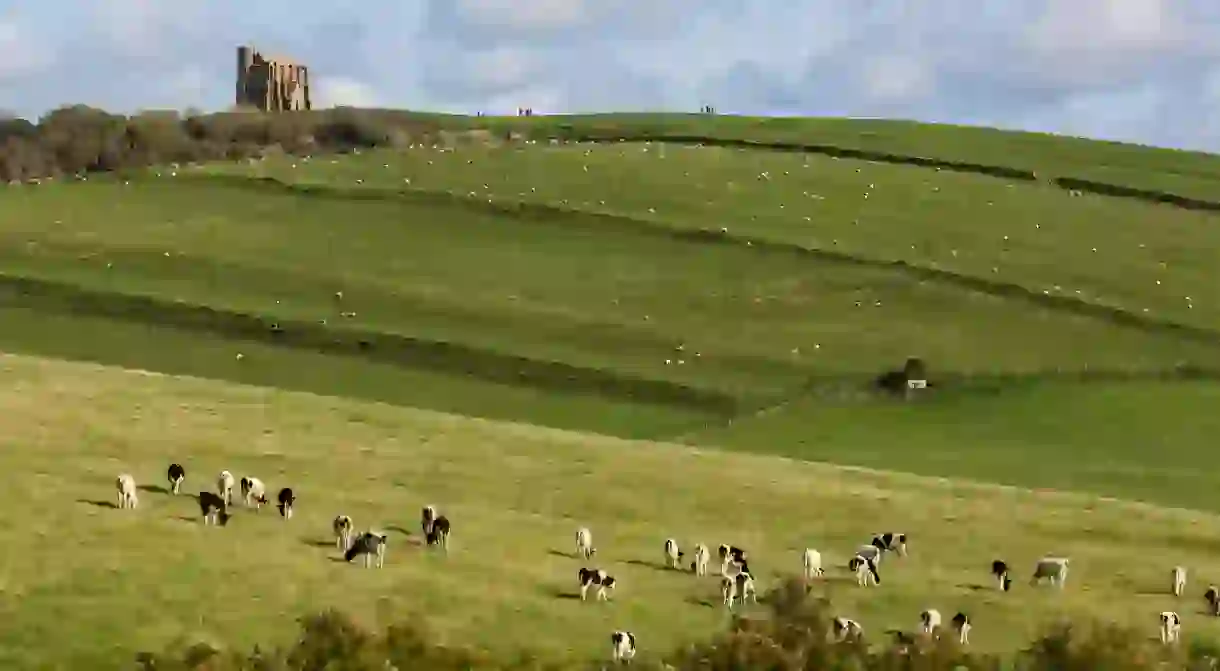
<box><xmin>848</xmin><ymin>555</ymin><xmax>880</xmax><ymax>586</ymax></box>
<box><xmin>718</xmin><ymin>545</ymin><xmax>749</xmax><ymax>576</ymax></box>
<box><xmin>277</xmin><ymin>487</ymin><xmax>295</xmax><ymax>520</ymax></box>
<box><xmin>854</xmin><ymin>544</ymin><xmax>883</xmax><ymax>565</ymax></box>
<box><xmin>333</xmin><ymin>515</ymin><xmax>354</xmax><ymax>550</ymax></box>
<box><xmin>240</xmin><ymin>476</ymin><xmax>268</xmax><ymax>509</ymax></box>
<box><xmin>217</xmin><ymin>470</ymin><xmax>235</xmax><ymax>507</ymax></box>
<box><xmin>1172</xmin><ymin>566</ymin><xmax>1187</xmax><ymax>597</ymax></box>
<box><xmin>166</xmin><ymin>463</ymin><xmax>185</xmax><ymax>495</ymax></box>
<box><xmin>578</xmin><ymin>568</ymin><xmax>616</xmax><ymax>601</ymax></box>
<box><xmin>871</xmin><ymin>533</ymin><xmax>907</xmax><ymax>556</ymax></box>
<box><xmin>197</xmin><ymin>491</ymin><xmax>228</xmax><ymax>526</ymax></box>
<box><xmin>803</xmin><ymin>548</ymin><xmax>825</xmax><ymax>580</ymax></box>
<box><xmin>610</xmin><ymin>631</ymin><xmax>636</xmax><ymax>664</ymax></box>
<box><xmin>951</xmin><ymin>612</ymin><xmax>971</xmax><ymax>644</ymax></box>
<box><xmin>344</xmin><ymin>531</ymin><xmax>387</xmax><ymax>568</ymax></box>
<box><xmin>421</xmin><ymin>505</ymin><xmax>437</xmax><ymax>536</ymax></box>
<box><xmin>663</xmin><ymin>538</ymin><xmax>684</xmax><ymax>569</ymax></box>
<box><xmin>116</xmin><ymin>473</ymin><xmax>138</xmax><ymax>509</ymax></box>
<box><xmin>690</xmin><ymin>544</ymin><xmax>710</xmax><ymax>575</ymax></box>
<box><xmin>1160</xmin><ymin>611</ymin><xmax>1181</xmax><ymax>644</ymax></box>
<box><xmin>919</xmin><ymin>609</ymin><xmax>942</xmax><ymax>636</ymax></box>
<box><xmin>576</xmin><ymin>527</ymin><xmax>596</xmax><ymax>559</ymax></box>
<box><xmin>992</xmin><ymin>560</ymin><xmax>1013</xmax><ymax>591</ymax></box>
<box><xmin>1207</xmin><ymin>587</ymin><xmax>1220</xmax><ymax>616</ymax></box>
<box><xmin>831</xmin><ymin>617</ymin><xmax>863</xmax><ymax>642</ymax></box>
<box><xmin>426</xmin><ymin>516</ymin><xmax>450</xmax><ymax>551</ymax></box>
<box><xmin>1031</xmin><ymin>557</ymin><xmax>1069</xmax><ymax>588</ymax></box>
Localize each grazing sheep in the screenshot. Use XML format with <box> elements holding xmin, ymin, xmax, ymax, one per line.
<box><xmin>690</xmin><ymin>543</ymin><xmax>710</xmax><ymax>575</ymax></box>
<box><xmin>240</xmin><ymin>476</ymin><xmax>268</xmax><ymax>509</ymax></box>
<box><xmin>1160</xmin><ymin>611</ymin><xmax>1181</xmax><ymax>644</ymax></box>
<box><xmin>1206</xmin><ymin>587</ymin><xmax>1220</xmax><ymax>616</ymax></box>
<box><xmin>217</xmin><ymin>470</ymin><xmax>235</xmax><ymax>506</ymax></box>
<box><xmin>951</xmin><ymin>612</ymin><xmax>971</xmax><ymax>644</ymax></box>
<box><xmin>1031</xmin><ymin>557</ymin><xmax>1069</xmax><ymax>588</ymax></box>
<box><xmin>421</xmin><ymin>505</ymin><xmax>437</xmax><ymax>536</ymax></box>
<box><xmin>345</xmin><ymin>531</ymin><xmax>388</xmax><ymax>568</ymax></box>
<box><xmin>578</xmin><ymin>568</ymin><xmax>616</xmax><ymax>601</ymax></box>
<box><xmin>1172</xmin><ymin>566</ymin><xmax>1187</xmax><ymax>597</ymax></box>
<box><xmin>992</xmin><ymin>560</ymin><xmax>1012</xmax><ymax>591</ymax></box>
<box><xmin>855</xmin><ymin>544</ymin><xmax>883</xmax><ymax>565</ymax></box>
<box><xmin>663</xmin><ymin>539</ymin><xmax>684</xmax><ymax>569</ymax></box>
<box><xmin>116</xmin><ymin>473</ymin><xmax>138</xmax><ymax>509</ymax></box>
<box><xmin>333</xmin><ymin>515</ymin><xmax>354</xmax><ymax>550</ymax></box>
<box><xmin>197</xmin><ymin>491</ymin><xmax>227</xmax><ymax>525</ymax></box>
<box><xmin>803</xmin><ymin>548</ymin><xmax>825</xmax><ymax>580</ymax></box>
<box><xmin>576</xmin><ymin>527</ymin><xmax>596</xmax><ymax>559</ymax></box>
<box><xmin>871</xmin><ymin>533</ymin><xmax>907</xmax><ymax>556</ymax></box>
<box><xmin>732</xmin><ymin>572</ymin><xmax>757</xmax><ymax>607</ymax></box>
<box><xmin>166</xmin><ymin>463</ymin><xmax>185</xmax><ymax>495</ymax></box>
<box><xmin>920</xmin><ymin>609</ymin><xmax>942</xmax><ymax>636</ymax></box>
<box><xmin>610</xmin><ymin>631</ymin><xmax>636</xmax><ymax>664</ymax></box>
<box><xmin>832</xmin><ymin>617</ymin><xmax>863</xmax><ymax>642</ymax></box>
<box><xmin>426</xmin><ymin>516</ymin><xmax>450</xmax><ymax>551</ymax></box>
<box><xmin>718</xmin><ymin>545</ymin><xmax>748</xmax><ymax>574</ymax></box>
<box><xmin>849</xmin><ymin>555</ymin><xmax>880</xmax><ymax>586</ymax></box>
<box><xmin>276</xmin><ymin>487</ymin><xmax>295</xmax><ymax>520</ymax></box>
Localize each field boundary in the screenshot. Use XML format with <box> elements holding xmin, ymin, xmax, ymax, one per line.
<box><xmin>182</xmin><ymin>173</ymin><xmax>1220</xmax><ymax>347</ymax></box>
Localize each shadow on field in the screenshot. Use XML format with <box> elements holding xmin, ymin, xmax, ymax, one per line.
<box><xmin>384</xmin><ymin>525</ymin><xmax>413</xmax><ymax>538</ymax></box>
<box><xmin>547</xmin><ymin>549</ymin><xmax>575</xmax><ymax>560</ymax></box>
<box><xmin>624</xmin><ymin>559</ymin><xmax>677</xmax><ymax>573</ymax></box>
<box><xmin>303</xmin><ymin>539</ymin><xmax>335</xmax><ymax>549</ymax></box>
<box><xmin>137</xmin><ymin>484</ymin><xmax>170</xmax><ymax>495</ymax></box>
<box><xmin>540</xmin><ymin>586</ymin><xmax>583</xmax><ymax>601</ymax></box>
<box><xmin>685</xmin><ymin>596</ymin><xmax>716</xmax><ymax>609</ymax></box>
<box><xmin>78</xmin><ymin>499</ymin><xmax>117</xmax><ymax>509</ymax></box>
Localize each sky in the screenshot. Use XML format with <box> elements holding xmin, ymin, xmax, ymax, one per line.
<box><xmin>1</xmin><ymin>0</ymin><xmax>1218</xmax><ymax>152</ymax></box>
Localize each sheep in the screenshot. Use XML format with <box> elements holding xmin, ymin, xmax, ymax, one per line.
<box><xmin>576</xmin><ymin>527</ymin><xmax>596</xmax><ymax>559</ymax></box>
<box><xmin>1160</xmin><ymin>611</ymin><xmax>1181</xmax><ymax>644</ymax></box>
<box><xmin>734</xmin><ymin>571</ymin><xmax>757</xmax><ymax>606</ymax></box>
<box><xmin>1031</xmin><ymin>557</ymin><xmax>1069</xmax><ymax>588</ymax></box>
<box><xmin>920</xmin><ymin>609</ymin><xmax>942</xmax><ymax>636</ymax></box>
<box><xmin>831</xmin><ymin>617</ymin><xmax>863</xmax><ymax>642</ymax></box>
<box><xmin>855</xmin><ymin>544</ymin><xmax>883</xmax><ymax>565</ymax></box>
<box><xmin>1172</xmin><ymin>566</ymin><xmax>1187</xmax><ymax>597</ymax></box>
<box><xmin>197</xmin><ymin>491</ymin><xmax>228</xmax><ymax>525</ymax></box>
<box><xmin>166</xmin><ymin>463</ymin><xmax>185</xmax><ymax>495</ymax></box>
<box><xmin>421</xmin><ymin>505</ymin><xmax>437</xmax><ymax>536</ymax></box>
<box><xmin>951</xmin><ymin>612</ymin><xmax>971</xmax><ymax>644</ymax></box>
<box><xmin>871</xmin><ymin>532</ymin><xmax>907</xmax><ymax>556</ymax></box>
<box><xmin>663</xmin><ymin>538</ymin><xmax>684</xmax><ymax>569</ymax></box>
<box><xmin>690</xmin><ymin>543</ymin><xmax>710</xmax><ymax>575</ymax></box>
<box><xmin>345</xmin><ymin>531</ymin><xmax>387</xmax><ymax>568</ymax></box>
<box><xmin>849</xmin><ymin>555</ymin><xmax>880</xmax><ymax>586</ymax></box>
<box><xmin>240</xmin><ymin>476</ymin><xmax>268</xmax><ymax>509</ymax></box>
<box><xmin>217</xmin><ymin>470</ymin><xmax>235</xmax><ymax>506</ymax></box>
<box><xmin>718</xmin><ymin>545</ymin><xmax>748</xmax><ymax>574</ymax></box>
<box><xmin>277</xmin><ymin>487</ymin><xmax>295</xmax><ymax>520</ymax></box>
<box><xmin>116</xmin><ymin>474</ymin><xmax>138</xmax><ymax>509</ymax></box>
<box><xmin>720</xmin><ymin>575</ymin><xmax>736</xmax><ymax>607</ymax></box>
<box><xmin>333</xmin><ymin>515</ymin><xmax>354</xmax><ymax>550</ymax></box>
<box><xmin>992</xmin><ymin>560</ymin><xmax>1013</xmax><ymax>591</ymax></box>
<box><xmin>426</xmin><ymin>516</ymin><xmax>450</xmax><ymax>552</ymax></box>
<box><xmin>803</xmin><ymin>548</ymin><xmax>825</xmax><ymax>580</ymax></box>
<box><xmin>1205</xmin><ymin>587</ymin><xmax>1220</xmax><ymax>616</ymax></box>
<box><xmin>610</xmin><ymin>631</ymin><xmax>636</xmax><ymax>664</ymax></box>
<box><xmin>578</xmin><ymin>568</ymin><xmax>616</xmax><ymax>601</ymax></box>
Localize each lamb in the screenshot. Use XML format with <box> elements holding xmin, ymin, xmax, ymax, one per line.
<box><xmin>277</xmin><ymin>487</ymin><xmax>295</xmax><ymax>520</ymax></box>
<box><xmin>217</xmin><ymin>470</ymin><xmax>235</xmax><ymax>506</ymax></box>
<box><xmin>1206</xmin><ymin>587</ymin><xmax>1220</xmax><ymax>616</ymax></box>
<box><xmin>578</xmin><ymin>568</ymin><xmax>616</xmax><ymax>601</ymax></box>
<box><xmin>421</xmin><ymin>505</ymin><xmax>437</xmax><ymax>536</ymax></box>
<box><xmin>240</xmin><ymin>476</ymin><xmax>268</xmax><ymax>509</ymax></box>
<box><xmin>197</xmin><ymin>491</ymin><xmax>228</xmax><ymax>525</ymax></box>
<box><xmin>610</xmin><ymin>631</ymin><xmax>636</xmax><ymax>664</ymax></box>
<box><xmin>855</xmin><ymin>544</ymin><xmax>883</xmax><ymax>565</ymax></box>
<box><xmin>333</xmin><ymin>515</ymin><xmax>354</xmax><ymax>550</ymax></box>
<box><xmin>831</xmin><ymin>617</ymin><xmax>863</xmax><ymax>642</ymax></box>
<box><xmin>871</xmin><ymin>533</ymin><xmax>907</xmax><ymax>556</ymax></box>
<box><xmin>576</xmin><ymin>527</ymin><xmax>596</xmax><ymax>559</ymax></box>
<box><xmin>663</xmin><ymin>538</ymin><xmax>684</xmax><ymax>569</ymax></box>
<box><xmin>116</xmin><ymin>473</ymin><xmax>138</xmax><ymax>509</ymax></box>
<box><xmin>1172</xmin><ymin>566</ymin><xmax>1187</xmax><ymax>597</ymax></box>
<box><xmin>426</xmin><ymin>515</ymin><xmax>450</xmax><ymax>551</ymax></box>
<box><xmin>344</xmin><ymin>531</ymin><xmax>388</xmax><ymax>568</ymax></box>
<box><xmin>951</xmin><ymin>612</ymin><xmax>971</xmax><ymax>644</ymax></box>
<box><xmin>1031</xmin><ymin>557</ymin><xmax>1069</xmax><ymax>588</ymax></box>
<box><xmin>802</xmin><ymin>548</ymin><xmax>825</xmax><ymax>580</ymax></box>
<box><xmin>690</xmin><ymin>543</ymin><xmax>710</xmax><ymax>575</ymax></box>
<box><xmin>166</xmin><ymin>463</ymin><xmax>185</xmax><ymax>495</ymax></box>
<box><xmin>849</xmin><ymin>555</ymin><xmax>880</xmax><ymax>586</ymax></box>
<box><xmin>992</xmin><ymin>560</ymin><xmax>1013</xmax><ymax>591</ymax></box>
<box><xmin>920</xmin><ymin>609</ymin><xmax>942</xmax><ymax>636</ymax></box>
<box><xmin>1160</xmin><ymin>611</ymin><xmax>1181</xmax><ymax>644</ymax></box>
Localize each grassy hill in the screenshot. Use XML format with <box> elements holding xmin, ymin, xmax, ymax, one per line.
<box><xmin>3</xmin><ymin>110</ymin><xmax>1220</xmax><ymax>666</ymax></box>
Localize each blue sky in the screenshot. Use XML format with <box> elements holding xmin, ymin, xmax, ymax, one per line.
<box><xmin>1</xmin><ymin>0</ymin><xmax>1218</xmax><ymax>151</ymax></box>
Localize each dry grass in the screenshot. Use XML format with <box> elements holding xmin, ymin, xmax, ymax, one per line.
<box><xmin>3</xmin><ymin>352</ymin><xmax>1220</xmax><ymax>667</ymax></box>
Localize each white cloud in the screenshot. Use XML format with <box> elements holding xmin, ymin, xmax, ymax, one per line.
<box><xmin>314</xmin><ymin>76</ymin><xmax>381</xmax><ymax>108</ymax></box>
<box><xmin>0</xmin><ymin>19</ymin><xmax>52</xmax><ymax>82</ymax></box>
<box><xmin>451</xmin><ymin>0</ymin><xmax>590</xmax><ymax>30</ymax></box>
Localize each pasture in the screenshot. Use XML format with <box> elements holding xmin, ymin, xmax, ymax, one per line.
<box><xmin>5</xmin><ymin>352</ymin><xmax>1220</xmax><ymax>668</ymax></box>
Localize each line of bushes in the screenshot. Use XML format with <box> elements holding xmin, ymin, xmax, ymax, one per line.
<box><xmin>136</xmin><ymin>577</ymin><xmax>1219</xmax><ymax>670</ymax></box>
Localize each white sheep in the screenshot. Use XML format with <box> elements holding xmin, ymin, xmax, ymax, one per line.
<box><xmin>421</xmin><ymin>505</ymin><xmax>437</xmax><ymax>536</ymax></box>
<box><xmin>240</xmin><ymin>476</ymin><xmax>267</xmax><ymax>509</ymax></box>
<box><xmin>690</xmin><ymin>543</ymin><xmax>710</xmax><ymax>575</ymax></box>
<box><xmin>333</xmin><ymin>515</ymin><xmax>354</xmax><ymax>550</ymax></box>
<box><xmin>920</xmin><ymin>609</ymin><xmax>942</xmax><ymax>636</ymax></box>
<box><xmin>610</xmin><ymin>631</ymin><xmax>636</xmax><ymax>664</ymax></box>
<box><xmin>116</xmin><ymin>473</ymin><xmax>138</xmax><ymax>509</ymax></box>
<box><xmin>855</xmin><ymin>544</ymin><xmax>883</xmax><ymax>565</ymax></box>
<box><xmin>663</xmin><ymin>538</ymin><xmax>683</xmax><ymax>569</ymax></box>
<box><xmin>849</xmin><ymin>555</ymin><xmax>880</xmax><ymax>586</ymax></box>
<box><xmin>1160</xmin><ymin>611</ymin><xmax>1181</xmax><ymax>644</ymax></box>
<box><xmin>576</xmin><ymin>527</ymin><xmax>596</xmax><ymax>559</ymax></box>
<box><xmin>831</xmin><ymin>617</ymin><xmax>863</xmax><ymax>642</ymax></box>
<box><xmin>1031</xmin><ymin>557</ymin><xmax>1069</xmax><ymax>588</ymax></box>
<box><xmin>1172</xmin><ymin>566</ymin><xmax>1187</xmax><ymax>597</ymax></box>
<box><xmin>217</xmin><ymin>470</ymin><xmax>235</xmax><ymax>507</ymax></box>
<box><xmin>720</xmin><ymin>575</ymin><xmax>736</xmax><ymax>607</ymax></box>
<box><xmin>802</xmin><ymin>548</ymin><xmax>825</xmax><ymax>580</ymax></box>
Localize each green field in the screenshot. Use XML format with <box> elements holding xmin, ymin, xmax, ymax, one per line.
<box><xmin>3</xmin><ymin>113</ymin><xmax>1220</xmax><ymax>667</ymax></box>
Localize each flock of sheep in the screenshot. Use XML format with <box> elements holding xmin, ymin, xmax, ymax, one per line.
<box><xmin>112</xmin><ymin>464</ymin><xmax>1210</xmax><ymax>664</ymax></box>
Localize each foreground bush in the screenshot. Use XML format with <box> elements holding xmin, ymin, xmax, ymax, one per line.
<box><xmin>136</xmin><ymin>578</ymin><xmax>1218</xmax><ymax>671</ymax></box>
